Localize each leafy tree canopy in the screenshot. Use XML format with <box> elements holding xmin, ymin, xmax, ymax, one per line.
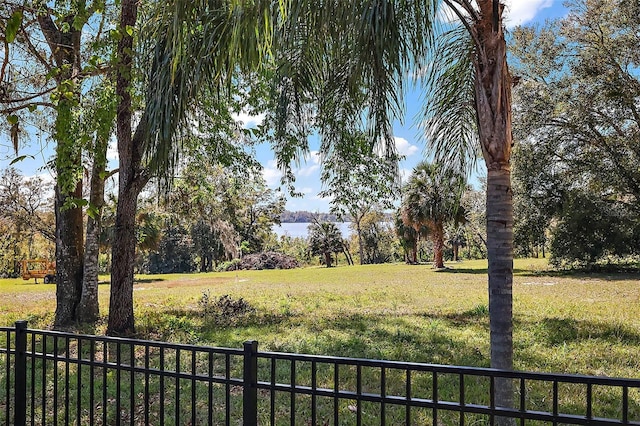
<box><xmin>511</xmin><ymin>0</ymin><xmax>640</xmax><ymax>266</ymax></box>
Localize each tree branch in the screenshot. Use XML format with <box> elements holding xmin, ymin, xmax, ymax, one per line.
<box><xmin>0</xmin><ymin>37</ymin><xmax>9</xmax><ymax>85</ymax></box>
<box><xmin>0</xmin><ymin>85</ymin><xmax>56</xmax><ymax>104</ymax></box>
<box><xmin>20</xmin><ymin>22</ymin><xmax>54</xmax><ymax>74</ymax></box>
<box><xmin>0</xmin><ymin>101</ymin><xmax>54</xmax><ymax>114</ymax></box>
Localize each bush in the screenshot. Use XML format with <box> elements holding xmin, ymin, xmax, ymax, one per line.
<box><xmin>198</xmin><ymin>291</ymin><xmax>255</xmax><ymax>325</ymax></box>
<box><xmin>549</xmin><ymin>193</ymin><xmax>640</xmax><ymax>268</ymax></box>
<box><xmin>236</xmin><ymin>252</ymin><xmax>299</xmax><ymax>270</ymax></box>
<box><xmin>215</xmin><ymin>258</ymin><xmax>242</xmax><ymax>272</ymax></box>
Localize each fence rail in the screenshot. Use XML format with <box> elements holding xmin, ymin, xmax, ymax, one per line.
<box><xmin>1</xmin><ymin>321</ymin><xmax>639</xmax><ymax>425</ymax></box>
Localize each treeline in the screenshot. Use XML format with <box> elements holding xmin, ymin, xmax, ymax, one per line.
<box><xmin>279</xmin><ymin>211</ymin><xmax>339</xmax><ymax>223</ymax></box>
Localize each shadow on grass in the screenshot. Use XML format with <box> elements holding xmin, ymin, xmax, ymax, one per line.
<box><xmin>134</xmin><ymin>278</ymin><xmax>166</xmax><ymax>284</ymax></box>
<box><xmin>439</xmin><ymin>266</ymin><xmax>640</xmax><ymax>281</ymax></box>
<box><xmin>516</xmin><ymin>269</ymin><xmax>640</xmax><ymax>281</ymax></box>
<box><xmin>132</xmin><ymin>302</ymin><xmax>640</xmax><ymax>378</ymax></box>
<box><xmin>531</xmin><ymin>317</ymin><xmax>640</xmax><ymax>346</ymax></box>
<box><xmin>437</xmin><ymin>267</ymin><xmax>529</xmax><ymax>275</ymax></box>
<box><xmin>136</xmin><ymin>305</ymin><xmax>296</xmax><ymax>344</ymax></box>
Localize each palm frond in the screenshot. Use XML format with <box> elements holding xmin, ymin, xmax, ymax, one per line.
<box><xmin>139</xmin><ymin>0</ymin><xmax>274</xmax><ymax>179</ymax></box>
<box><xmin>419</xmin><ymin>25</ymin><xmax>479</xmax><ymax>177</ymax></box>
<box><xmin>272</xmin><ymin>0</ymin><xmax>439</xmax><ymax>177</ymax></box>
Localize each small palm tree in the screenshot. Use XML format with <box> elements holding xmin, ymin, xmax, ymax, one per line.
<box><xmin>402</xmin><ymin>162</ymin><xmax>466</xmax><ymax>269</ymax></box>
<box><xmin>307</xmin><ymin>222</ymin><xmax>344</xmax><ymax>268</ymax></box>
<box><xmin>395</xmin><ymin>212</ymin><xmax>418</xmax><ymax>264</ymax></box>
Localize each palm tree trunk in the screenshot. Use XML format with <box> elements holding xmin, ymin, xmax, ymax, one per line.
<box><xmin>108</xmin><ymin>181</ymin><xmax>138</xmax><ymax>335</ymax></box>
<box><xmin>324</xmin><ymin>252</ymin><xmax>332</xmax><ymax>267</ymax></box>
<box><xmin>474</xmin><ymin>2</ymin><xmax>514</xmax><ymax>422</ymax></box>
<box><xmin>486</xmin><ymin>167</ymin><xmax>514</xmax><ymax>414</ymax></box>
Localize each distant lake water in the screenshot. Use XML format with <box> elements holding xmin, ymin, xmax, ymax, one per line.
<box><xmin>273</xmin><ymin>222</ymin><xmax>352</xmax><ymax>239</ymax></box>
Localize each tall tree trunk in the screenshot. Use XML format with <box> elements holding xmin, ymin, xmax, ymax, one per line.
<box><xmin>107</xmin><ymin>0</ymin><xmax>146</xmax><ymax>336</ymax></box>
<box><xmin>38</xmin><ymin>13</ymin><xmax>85</xmax><ymax>328</ymax></box>
<box><xmin>53</xmin><ymin>99</ymin><xmax>84</xmax><ymax>328</ymax></box>
<box><xmin>432</xmin><ymin>221</ymin><xmax>445</xmax><ymax>269</ymax></box>
<box><xmin>486</xmin><ymin>167</ymin><xmax>514</xmax><ymax>422</ymax></box>
<box><xmin>355</xmin><ymin>213</ymin><xmax>364</xmax><ymax>265</ymax></box>
<box><xmin>76</xmin><ymin>135</ymin><xmax>111</xmax><ymax>323</ymax></box>
<box><xmin>475</xmin><ymin>1</ymin><xmax>514</xmax><ymax>421</ymax></box>
<box><xmin>453</xmin><ymin>243</ymin><xmax>459</xmax><ymax>261</ymax></box>
<box><xmin>53</xmin><ymin>180</ymin><xmax>84</xmax><ymax>327</ymax></box>
<box><xmin>108</xmin><ymin>182</ymin><xmax>139</xmax><ymax>335</ymax></box>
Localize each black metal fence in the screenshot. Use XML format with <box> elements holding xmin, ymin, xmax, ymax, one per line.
<box><xmin>1</xmin><ymin>320</ymin><xmax>639</xmax><ymax>425</ymax></box>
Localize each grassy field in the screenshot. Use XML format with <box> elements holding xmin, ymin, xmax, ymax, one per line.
<box><xmin>1</xmin><ymin>258</ymin><xmax>639</xmax><ymax>378</ymax></box>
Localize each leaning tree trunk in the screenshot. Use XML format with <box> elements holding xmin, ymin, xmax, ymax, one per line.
<box><xmin>107</xmin><ymin>0</ymin><xmax>146</xmax><ymax>336</ymax></box>
<box><xmin>475</xmin><ymin>1</ymin><xmax>514</xmax><ymax>422</ymax></box>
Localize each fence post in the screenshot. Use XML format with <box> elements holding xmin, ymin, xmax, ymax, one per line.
<box><xmin>14</xmin><ymin>320</ymin><xmax>27</xmax><ymax>426</ymax></box>
<box><xmin>243</xmin><ymin>340</ymin><xmax>258</xmax><ymax>426</ymax></box>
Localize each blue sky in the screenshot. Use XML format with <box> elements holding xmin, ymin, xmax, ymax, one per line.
<box><xmin>0</xmin><ymin>0</ymin><xmax>569</xmax><ymax>212</ymax></box>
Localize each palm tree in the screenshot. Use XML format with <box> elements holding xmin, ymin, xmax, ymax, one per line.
<box><xmin>402</xmin><ymin>162</ymin><xmax>465</xmax><ymax>269</ymax></box>
<box><xmin>421</xmin><ymin>1</ymin><xmax>516</xmax><ymax>417</ymax></box>
<box><xmin>307</xmin><ymin>222</ymin><xmax>344</xmax><ymax>267</ymax></box>
<box><xmin>394</xmin><ymin>209</ymin><xmax>428</xmax><ymax>264</ymax></box>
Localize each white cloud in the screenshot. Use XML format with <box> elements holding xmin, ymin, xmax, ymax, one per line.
<box><xmin>394</xmin><ymin>137</ymin><xmax>419</xmax><ymax>157</ymax></box>
<box><xmin>438</xmin><ymin>0</ymin><xmax>554</xmax><ymax>29</ymax></box>
<box><xmin>308</xmin><ymin>150</ymin><xmax>321</xmax><ymax>164</ymax></box>
<box><xmin>299</xmin><ymin>187</ymin><xmax>314</xmax><ymax>194</ymax></box>
<box><xmin>295</xmin><ymin>151</ymin><xmax>321</xmax><ymax>177</ymax></box>
<box><xmin>24</xmin><ymin>172</ymin><xmax>55</xmax><ymax>199</ymax></box>
<box><xmin>232</xmin><ymin>111</ymin><xmax>266</xmax><ymax>128</ymax></box>
<box><xmin>262</xmin><ymin>160</ymin><xmax>281</xmax><ymax>186</ymax></box>
<box><xmin>27</xmin><ymin>172</ymin><xmax>55</xmax><ymax>185</ymax></box>
<box><xmin>296</xmin><ymin>164</ymin><xmax>320</xmax><ymax>177</ymax></box>
<box><xmin>503</xmin><ymin>0</ymin><xmax>554</xmax><ymax>28</ymax></box>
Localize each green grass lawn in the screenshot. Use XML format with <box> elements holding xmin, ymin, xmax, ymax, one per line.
<box><xmin>1</xmin><ymin>258</ymin><xmax>639</xmax><ymax>379</ymax></box>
